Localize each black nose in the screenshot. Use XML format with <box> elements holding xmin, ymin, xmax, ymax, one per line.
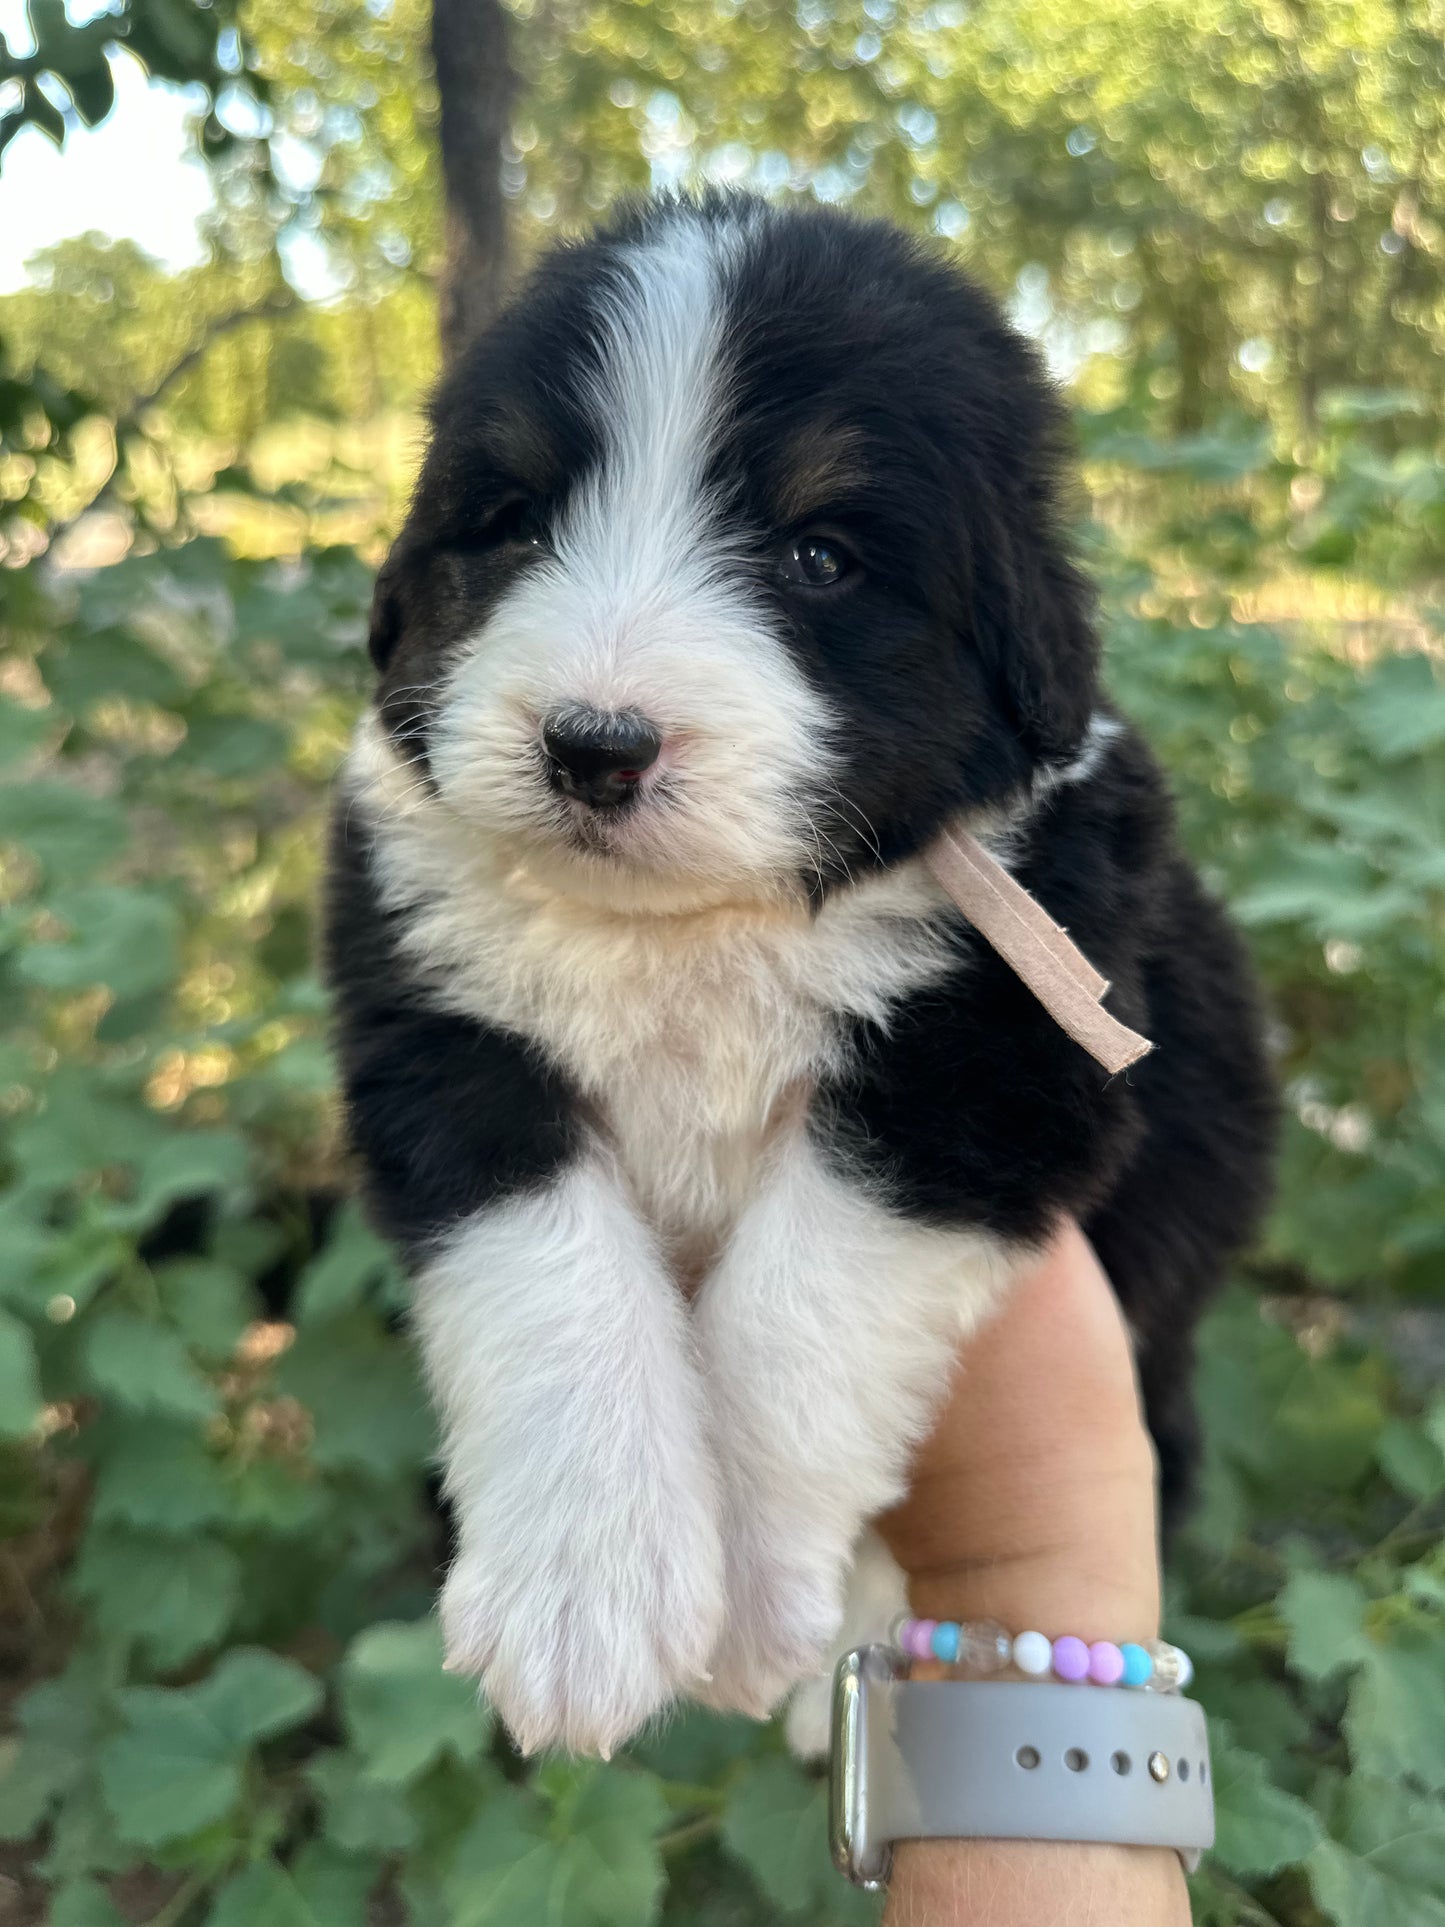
<box><xmin>543</xmin><ymin>707</ymin><xmax>662</xmax><ymax>808</ymax></box>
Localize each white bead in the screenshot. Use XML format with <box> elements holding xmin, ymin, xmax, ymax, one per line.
<box><xmin>1175</xmin><ymin>1648</ymin><xmax>1194</xmax><ymax>1690</ymax></box>
<box><xmin>1013</xmin><ymin>1630</ymin><xmax>1053</xmax><ymax>1676</ymax></box>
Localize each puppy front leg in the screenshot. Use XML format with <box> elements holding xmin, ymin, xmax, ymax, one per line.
<box><xmin>416</xmin><ymin>1152</ymin><xmax>725</xmax><ymax>1757</ymax></box>
<box><xmin>696</xmin><ymin>1130</ymin><xmax>1019</xmax><ymax>1717</ymax></box>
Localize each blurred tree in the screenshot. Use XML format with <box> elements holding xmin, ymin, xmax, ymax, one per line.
<box><xmin>431</xmin><ymin>0</ymin><xmax>513</xmax><ymax>357</ymax></box>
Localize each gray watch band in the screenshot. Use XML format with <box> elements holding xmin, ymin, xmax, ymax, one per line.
<box><xmin>830</xmin><ymin>1646</ymin><xmax>1214</xmax><ymax>1889</ymax></box>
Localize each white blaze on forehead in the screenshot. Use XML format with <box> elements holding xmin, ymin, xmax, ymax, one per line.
<box><xmin>565</xmin><ymin>216</ymin><xmax>740</xmax><ymax>582</ymax></box>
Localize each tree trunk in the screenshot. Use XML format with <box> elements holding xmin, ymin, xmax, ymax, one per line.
<box><xmin>430</xmin><ymin>0</ymin><xmax>513</xmax><ymax>366</ymax></box>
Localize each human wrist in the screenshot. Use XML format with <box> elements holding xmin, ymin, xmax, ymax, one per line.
<box><xmin>885</xmin><ymin>1837</ymin><xmax>1191</xmax><ymax>1927</ymax></box>
<box><xmin>902</xmin><ymin>1534</ymin><xmax>1161</xmax><ymax>1652</ymax></box>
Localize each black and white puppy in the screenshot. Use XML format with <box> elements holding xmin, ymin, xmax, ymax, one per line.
<box><xmin>325</xmin><ymin>193</ymin><xmax>1274</xmax><ymax>1759</ymax></box>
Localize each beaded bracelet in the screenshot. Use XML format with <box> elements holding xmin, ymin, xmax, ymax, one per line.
<box><xmin>891</xmin><ymin>1617</ymin><xmax>1193</xmax><ymax>1692</ymax></box>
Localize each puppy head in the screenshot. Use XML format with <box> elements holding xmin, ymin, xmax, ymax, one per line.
<box><xmin>369</xmin><ymin>194</ymin><xmax>1099</xmax><ymax>910</ymax></box>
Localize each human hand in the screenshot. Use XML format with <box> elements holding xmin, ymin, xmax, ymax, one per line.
<box><xmin>874</xmin><ymin>1219</ymin><xmax>1192</xmax><ymax>1926</ymax></box>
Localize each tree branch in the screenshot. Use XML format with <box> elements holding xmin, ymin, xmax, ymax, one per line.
<box><xmin>430</xmin><ymin>0</ymin><xmax>513</xmax><ymax>365</ymax></box>
<box><xmin>40</xmin><ymin>290</ymin><xmax>297</xmax><ymax>551</ymax></box>
<box><xmin>125</xmin><ymin>290</ymin><xmax>298</xmax><ymax>422</ymax></box>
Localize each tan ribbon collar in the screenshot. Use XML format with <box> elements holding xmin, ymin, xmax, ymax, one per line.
<box><xmin>925</xmin><ymin>825</ymin><xmax>1153</xmax><ymax>1076</ymax></box>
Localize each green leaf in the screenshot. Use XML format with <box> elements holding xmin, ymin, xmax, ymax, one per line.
<box><xmin>441</xmin><ymin>1785</ymin><xmax>556</xmax><ymax>1927</ymax></box>
<box><xmin>0</xmin><ymin>697</ymin><xmax>53</xmax><ymax>769</ymax></box>
<box><xmin>1231</xmin><ymin>844</ymin><xmax>1394</xmax><ymax>937</ymax></box>
<box><xmin>41</xmin><ymin>1777</ymin><xmax>132</xmax><ymax>1885</ymax></box>
<box><xmin>98</xmin><ymin>1706</ymin><xmax>242</xmax><ymax>1849</ymax></box>
<box><xmin>50</xmin><ymin>1879</ymin><xmax>129</xmax><ymax>1927</ymax></box>
<box><xmin>1208</xmin><ymin>1729</ymin><xmax>1323</xmax><ymax>1878</ymax></box>
<box><xmin>294</xmin><ymin>1204</ymin><xmax>397</xmax><ymax>1325</ymax></box>
<box><xmin>9</xmin><ymin>1068</ymin><xmax>167</xmax><ymax>1190</ymax></box>
<box><xmin>629</xmin><ymin>1705</ymin><xmax>769</xmax><ymax>1782</ymax></box>
<box><xmin>0</xmin><ymin>1657</ymin><xmax>110</xmax><ymax>1841</ymax></box>
<box><xmin>548</xmin><ymin>1765</ymin><xmax>669</xmax><ymax>1927</ymax></box>
<box><xmin>277</xmin><ymin>1311</ymin><xmax>432</xmax><ymax>1480</ymax></box>
<box><xmin>443</xmin><ymin>1769</ymin><xmax>667</xmax><ymax>1927</ymax></box>
<box><xmin>87</xmin><ymin>1419</ymin><xmax>232</xmax><ymax>1531</ymax></box>
<box><xmin>0</xmin><ymin>1307</ymin><xmax>42</xmax><ymax>1437</ymax></box>
<box><xmin>1377</xmin><ymin>1418</ymin><xmax>1445</xmax><ymax>1502</ymax></box>
<box><xmin>80</xmin><ymin>1308</ymin><xmax>220</xmax><ymax>1420</ymax></box>
<box><xmin>0</xmin><ymin>780</ymin><xmax>130</xmax><ymax>883</ymax></box>
<box><xmin>225</xmin><ymin>1457</ymin><xmax>329</xmax><ymax>1537</ymax></box>
<box><xmin>307</xmin><ymin>1748</ymin><xmax>420</xmax><ymax>1854</ymax></box>
<box><xmin>0</xmin><ymin>1734</ymin><xmax>60</xmax><ymax>1839</ymax></box>
<box><xmin>43</xmin><ymin>629</ymin><xmax>187</xmax><ymax>713</ymax></box>
<box><xmin>206</xmin><ymin>1845</ymin><xmax>376</xmax><ymax>1927</ymax></box>
<box><xmin>193</xmin><ymin>1645</ymin><xmax>326</xmax><ymax>1744</ymax></box>
<box><xmin>1277</xmin><ymin>1569</ymin><xmax>1370</xmax><ymax>1683</ymax></box>
<box><xmin>1196</xmin><ymin>1290</ymin><xmax>1385</xmax><ymax>1498</ymax></box>
<box><xmin>1309</xmin><ymin>1775</ymin><xmax>1445</xmax><ymax>1927</ymax></box>
<box><xmin>340</xmin><ymin>1620</ymin><xmax>488</xmax><ymax>1785</ymax></box>
<box><xmin>1354</xmin><ymin>654</ymin><xmax>1445</xmax><ymax>762</ymax></box>
<box><xmin>1346</xmin><ymin>1628</ymin><xmax>1445</xmax><ymax>1792</ymax></box>
<box><xmin>1195</xmin><ymin>1672</ymin><xmax>1310</xmax><ymax>1764</ymax></box>
<box><xmin>72</xmin><ymin>1527</ymin><xmax>241</xmax><ymax>1668</ymax></box>
<box><xmin>154</xmin><ymin>1258</ymin><xmax>255</xmax><ymax>1358</ymax></box>
<box><xmin>179</xmin><ymin>715</ymin><xmax>289</xmax><ymax>780</ymax></box>
<box><xmin>722</xmin><ymin>1756</ymin><xmax>836</xmax><ymax>1913</ymax></box>
<box><xmin>0</xmin><ymin>1201</ymin><xmax>57</xmax><ymax>1311</ymax></box>
<box><xmin>4</xmin><ymin>1216</ymin><xmax>126</xmax><ymax>1319</ymax></box>
<box><xmin>17</xmin><ymin>885</ymin><xmax>179</xmax><ymax>1001</ymax></box>
<box><xmin>99</xmin><ymin>1649</ymin><xmax>322</xmax><ymax>1847</ymax></box>
<box><xmin>107</xmin><ymin>1128</ymin><xmax>250</xmax><ymax>1233</ymax></box>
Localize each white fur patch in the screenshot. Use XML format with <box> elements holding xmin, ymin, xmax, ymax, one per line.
<box><xmin>694</xmin><ymin>1128</ymin><xmax>1019</xmax><ymax>1717</ymax></box>
<box><xmin>415</xmin><ymin>1153</ymin><xmax>725</xmax><ymax>1757</ymax></box>
<box><xmin>1033</xmin><ymin>710</ymin><xmax>1124</xmax><ymax>804</ymax></box>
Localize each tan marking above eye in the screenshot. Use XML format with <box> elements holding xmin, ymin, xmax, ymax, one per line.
<box><xmin>771</xmin><ymin>421</ymin><xmax>866</xmax><ymax>526</ymax></box>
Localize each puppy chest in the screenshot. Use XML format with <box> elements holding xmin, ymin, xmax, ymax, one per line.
<box><xmin>534</xmin><ymin>943</ymin><xmax>840</xmax><ymax>1245</ymax></box>
<box><xmin>473</xmin><ymin>892</ymin><xmax>957</xmax><ymax>1252</ymax></box>
<box><xmin>380</xmin><ymin>819</ymin><xmax>961</xmax><ymax>1247</ymax></box>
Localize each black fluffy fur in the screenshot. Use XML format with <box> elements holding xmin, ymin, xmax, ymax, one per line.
<box><xmin>326</xmin><ymin>193</ymin><xmax>1276</xmax><ymax>1530</ymax></box>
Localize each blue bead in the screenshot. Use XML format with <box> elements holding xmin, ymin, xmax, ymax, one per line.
<box><xmin>931</xmin><ymin>1620</ymin><xmax>961</xmax><ymax>1663</ymax></box>
<box><xmin>1119</xmin><ymin>1642</ymin><xmax>1153</xmax><ymax>1688</ymax></box>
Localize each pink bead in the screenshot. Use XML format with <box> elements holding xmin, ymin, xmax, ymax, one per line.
<box><xmin>1088</xmin><ymin>1641</ymin><xmax>1125</xmax><ymax>1685</ymax></box>
<box><xmin>1052</xmin><ymin>1635</ymin><xmax>1090</xmax><ymax>1682</ymax></box>
<box><xmin>907</xmin><ymin>1619</ymin><xmax>938</xmax><ymax>1660</ymax></box>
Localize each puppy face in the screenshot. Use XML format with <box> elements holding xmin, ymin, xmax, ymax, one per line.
<box><xmin>369</xmin><ymin>196</ymin><xmax>1098</xmax><ymax>909</ymax></box>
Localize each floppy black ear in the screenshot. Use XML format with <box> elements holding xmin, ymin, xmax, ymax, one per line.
<box><xmin>962</xmin><ymin>466</ymin><xmax>1100</xmax><ymax>769</ymax></box>
<box><xmin>368</xmin><ymin>548</ymin><xmax>406</xmax><ymax>672</ymax></box>
<box><xmin>994</xmin><ymin>540</ymin><xmax>1100</xmax><ymax>765</ymax></box>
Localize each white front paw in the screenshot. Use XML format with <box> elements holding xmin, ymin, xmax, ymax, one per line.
<box><xmin>699</xmin><ymin>1520</ymin><xmax>845</xmax><ymax>1721</ymax></box>
<box><xmin>440</xmin><ymin>1480</ymin><xmax>725</xmax><ymax>1759</ymax></box>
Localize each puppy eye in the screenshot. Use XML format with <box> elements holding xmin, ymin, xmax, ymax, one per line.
<box><xmin>468</xmin><ymin>495</ymin><xmax>545</xmax><ymax>552</ymax></box>
<box><xmin>780</xmin><ymin>536</ymin><xmax>853</xmax><ymax>589</ymax></box>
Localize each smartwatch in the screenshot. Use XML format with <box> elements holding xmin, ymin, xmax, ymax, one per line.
<box><xmin>830</xmin><ymin>1645</ymin><xmax>1214</xmax><ymax>1889</ymax></box>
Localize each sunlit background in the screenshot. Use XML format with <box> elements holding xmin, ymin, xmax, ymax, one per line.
<box><xmin>1</xmin><ymin>3</ymin><xmax>1443</xmax><ymax>1924</ymax></box>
